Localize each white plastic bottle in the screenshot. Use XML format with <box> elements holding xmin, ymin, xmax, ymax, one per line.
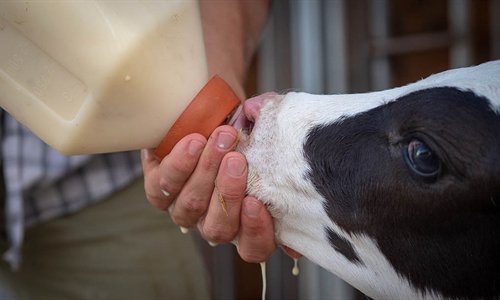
<box><xmin>0</xmin><ymin>1</ymin><xmax>238</xmax><ymax>156</ymax></box>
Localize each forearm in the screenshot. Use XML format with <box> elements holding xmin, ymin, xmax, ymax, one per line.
<box><xmin>199</xmin><ymin>0</ymin><xmax>271</xmax><ymax>99</ymax></box>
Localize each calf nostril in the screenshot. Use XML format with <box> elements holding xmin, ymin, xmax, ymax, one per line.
<box><xmin>244</xmin><ymin>92</ymin><xmax>277</xmax><ymax>122</ymax></box>
<box><xmin>230</xmin><ymin>92</ymin><xmax>277</xmax><ymax>134</ymax></box>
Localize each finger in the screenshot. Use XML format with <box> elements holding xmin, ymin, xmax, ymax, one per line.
<box><xmin>170</xmin><ymin>125</ymin><xmax>239</xmax><ymax>227</ymax></box>
<box><xmin>282</xmin><ymin>246</ymin><xmax>303</xmax><ymax>259</ymax></box>
<box><xmin>237</xmin><ymin>196</ymin><xmax>277</xmax><ymax>263</ymax></box>
<box><xmin>198</xmin><ymin>152</ymin><xmax>248</xmax><ymax>243</ymax></box>
<box><xmin>141</xmin><ymin>148</ymin><xmax>158</xmax><ymax>175</ymax></box>
<box><xmin>142</xmin><ymin>148</ymin><xmax>164</xmax><ymax>209</ymax></box>
<box><xmin>142</xmin><ymin>134</ymin><xmax>206</xmax><ymax>211</ymax></box>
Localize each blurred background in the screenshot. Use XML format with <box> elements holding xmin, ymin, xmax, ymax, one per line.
<box><xmin>197</xmin><ymin>0</ymin><xmax>499</xmax><ymax>299</ymax></box>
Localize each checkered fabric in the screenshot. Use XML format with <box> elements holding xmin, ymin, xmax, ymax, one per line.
<box><xmin>1</xmin><ymin>112</ymin><xmax>143</xmax><ymax>269</ymax></box>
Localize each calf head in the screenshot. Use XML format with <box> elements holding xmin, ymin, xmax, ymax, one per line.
<box><xmin>235</xmin><ymin>61</ymin><xmax>500</xmax><ymax>299</ymax></box>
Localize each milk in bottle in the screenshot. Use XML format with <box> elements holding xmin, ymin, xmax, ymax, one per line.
<box><xmin>0</xmin><ymin>1</ymin><xmax>210</xmax><ymax>155</ymax></box>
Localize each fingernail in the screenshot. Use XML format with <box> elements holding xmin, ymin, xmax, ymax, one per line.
<box><xmin>243</xmin><ymin>198</ymin><xmax>261</xmax><ymax>218</ymax></box>
<box><xmin>180</xmin><ymin>226</ymin><xmax>189</xmax><ymax>234</ymax></box>
<box><xmin>208</xmin><ymin>241</ymin><xmax>218</xmax><ymax>247</ymax></box>
<box><xmin>162</xmin><ymin>189</ymin><xmax>170</xmax><ymax>197</ymax></box>
<box><xmin>188</xmin><ymin>140</ymin><xmax>205</xmax><ymax>156</ymax></box>
<box><xmin>217</xmin><ymin>132</ymin><xmax>237</xmax><ymax>150</ymax></box>
<box><xmin>227</xmin><ymin>157</ymin><xmax>246</xmax><ymax>177</ymax></box>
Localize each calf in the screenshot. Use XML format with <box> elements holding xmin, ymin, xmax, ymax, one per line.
<box><xmin>233</xmin><ymin>60</ymin><xmax>500</xmax><ymax>299</ymax></box>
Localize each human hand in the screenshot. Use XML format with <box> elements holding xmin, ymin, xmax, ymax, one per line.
<box><xmin>142</xmin><ymin>125</ymin><xmax>277</xmax><ymax>263</ymax></box>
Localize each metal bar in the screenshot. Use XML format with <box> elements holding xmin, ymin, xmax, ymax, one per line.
<box><xmin>290</xmin><ymin>0</ymin><xmax>324</xmax><ymax>94</ymax></box>
<box><xmin>324</xmin><ymin>0</ymin><xmax>348</xmax><ymax>94</ymax></box>
<box><xmin>491</xmin><ymin>0</ymin><xmax>500</xmax><ymax>60</ymax></box>
<box><xmin>448</xmin><ymin>0</ymin><xmax>471</xmax><ymax>67</ymax></box>
<box><xmin>258</xmin><ymin>9</ymin><xmax>277</xmax><ymax>93</ymax></box>
<box><xmin>258</xmin><ymin>0</ymin><xmax>292</xmax><ymax>93</ymax></box>
<box><xmin>369</xmin><ymin>0</ymin><xmax>391</xmax><ymax>91</ymax></box>
<box><xmin>347</xmin><ymin>0</ymin><xmax>370</xmax><ymax>93</ymax></box>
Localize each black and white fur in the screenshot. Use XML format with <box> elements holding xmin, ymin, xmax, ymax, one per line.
<box><xmin>235</xmin><ymin>61</ymin><xmax>500</xmax><ymax>299</ymax></box>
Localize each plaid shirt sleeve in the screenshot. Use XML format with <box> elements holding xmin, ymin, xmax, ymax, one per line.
<box><xmin>1</xmin><ymin>112</ymin><xmax>143</xmax><ymax>270</ymax></box>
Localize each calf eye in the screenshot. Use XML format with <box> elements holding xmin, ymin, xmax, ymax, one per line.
<box><xmin>404</xmin><ymin>139</ymin><xmax>441</xmax><ymax>179</ymax></box>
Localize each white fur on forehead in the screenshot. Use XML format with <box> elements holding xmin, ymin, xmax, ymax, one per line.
<box><xmin>420</xmin><ymin>60</ymin><xmax>500</xmax><ymax>109</ymax></box>
<box><xmin>311</xmin><ymin>61</ymin><xmax>500</xmax><ymax>124</ymax></box>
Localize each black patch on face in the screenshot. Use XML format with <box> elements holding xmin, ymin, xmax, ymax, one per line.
<box><xmin>325</xmin><ymin>227</ymin><xmax>364</xmax><ymax>265</ymax></box>
<box><xmin>304</xmin><ymin>87</ymin><xmax>500</xmax><ymax>299</ymax></box>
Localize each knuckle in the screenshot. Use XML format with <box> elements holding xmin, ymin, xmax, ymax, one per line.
<box><xmin>145</xmin><ymin>191</ymin><xmax>171</xmax><ymax>212</ymax></box>
<box><xmin>244</xmin><ymin>221</ymin><xmax>266</xmax><ymax>237</ymax></box>
<box><xmin>217</xmin><ymin>188</ymin><xmax>242</xmax><ymax>203</ymax></box>
<box><xmin>158</xmin><ymin>178</ymin><xmax>177</xmax><ymax>196</ymax></box>
<box><xmin>181</xmin><ymin>195</ymin><xmax>209</xmax><ymax>217</ymax></box>
<box><xmin>214</xmin><ymin>182</ymin><xmax>245</xmax><ymax>205</ymax></box>
<box><xmin>166</xmin><ymin>157</ymin><xmax>194</xmax><ymax>178</ymax></box>
<box><xmin>240</xmin><ymin>253</ymin><xmax>262</xmax><ymax>264</ymax></box>
<box><xmin>170</xmin><ymin>214</ymin><xmax>189</xmax><ymax>228</ymax></box>
<box><xmin>205</xmin><ymin>225</ymin><xmax>238</xmax><ymax>243</ymax></box>
<box><xmin>143</xmin><ymin>181</ymin><xmax>171</xmax><ymax>212</ymax></box>
<box><xmin>238</xmin><ymin>248</ymin><xmax>275</xmax><ymax>264</ymax></box>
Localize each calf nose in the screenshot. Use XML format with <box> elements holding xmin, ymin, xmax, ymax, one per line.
<box><xmin>244</xmin><ymin>92</ymin><xmax>277</xmax><ymax>122</ymax></box>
